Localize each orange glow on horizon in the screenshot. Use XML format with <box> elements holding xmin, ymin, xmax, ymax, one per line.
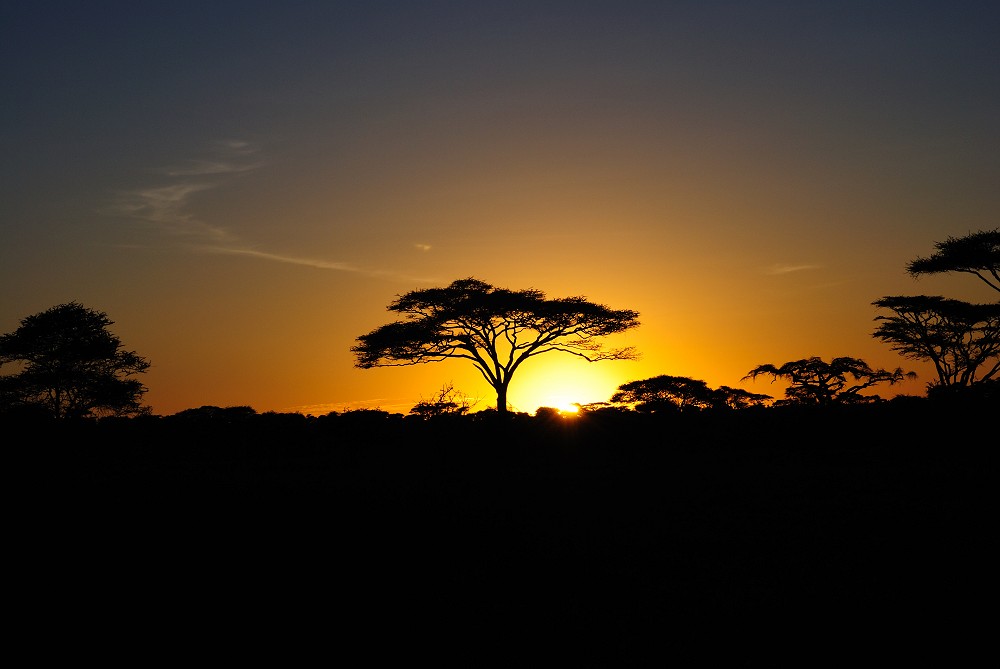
<box><xmin>5</xmin><ymin>4</ymin><xmax>996</xmax><ymax>422</ymax></box>
<box><xmin>505</xmin><ymin>355</ymin><xmax>628</xmax><ymax>415</ymax></box>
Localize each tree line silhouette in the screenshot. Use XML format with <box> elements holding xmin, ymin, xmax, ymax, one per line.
<box><xmin>2</xmin><ymin>228</ymin><xmax>996</xmax><ymax>421</ymax></box>
<box><xmin>15</xmin><ymin>229</ymin><xmax>994</xmax><ymax>662</ymax></box>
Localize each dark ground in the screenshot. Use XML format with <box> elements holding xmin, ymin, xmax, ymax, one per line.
<box><xmin>21</xmin><ymin>403</ymin><xmax>995</xmax><ymax>663</ymax></box>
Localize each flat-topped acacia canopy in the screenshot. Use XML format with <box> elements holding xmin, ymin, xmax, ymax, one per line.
<box><xmin>353</xmin><ymin>278</ymin><xmax>641</xmax><ymax>414</ymax></box>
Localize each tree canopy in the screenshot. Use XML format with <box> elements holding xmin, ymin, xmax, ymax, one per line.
<box><xmin>353</xmin><ymin>278</ymin><xmax>640</xmax><ymax>413</ymax></box>
<box><xmin>907</xmin><ymin>228</ymin><xmax>1000</xmax><ymax>293</ymax></box>
<box><xmin>872</xmin><ymin>296</ymin><xmax>1000</xmax><ymax>388</ymax></box>
<box><xmin>743</xmin><ymin>356</ymin><xmax>915</xmax><ymax>406</ymax></box>
<box><xmin>611</xmin><ymin>375</ymin><xmax>771</xmax><ymax>412</ymax></box>
<box><xmin>873</xmin><ymin>229</ymin><xmax>1000</xmax><ymax>391</ymax></box>
<box><xmin>0</xmin><ymin>302</ymin><xmax>151</xmax><ymax>419</ymax></box>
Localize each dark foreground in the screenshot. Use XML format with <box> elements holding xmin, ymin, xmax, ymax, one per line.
<box><xmin>23</xmin><ymin>402</ymin><xmax>994</xmax><ymax>663</ymax></box>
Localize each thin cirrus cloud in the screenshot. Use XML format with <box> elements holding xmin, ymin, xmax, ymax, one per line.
<box><xmin>765</xmin><ymin>263</ymin><xmax>821</xmax><ymax>275</ymax></box>
<box><xmin>107</xmin><ymin>140</ymin><xmax>436</xmax><ymax>282</ymax></box>
<box><xmin>106</xmin><ymin>139</ymin><xmax>261</xmax><ymax>241</ymax></box>
<box><xmin>203</xmin><ymin>247</ymin><xmax>361</xmax><ymax>272</ymax></box>
<box><xmin>202</xmin><ymin>247</ymin><xmax>443</xmax><ymax>283</ymax></box>
<box><xmin>162</xmin><ymin>139</ymin><xmax>265</xmax><ymax>176</ymax></box>
<box><xmin>165</xmin><ymin>161</ymin><xmax>265</xmax><ymax>177</ymax></box>
<box><xmin>109</xmin><ymin>182</ymin><xmax>233</xmax><ymax>241</ymax></box>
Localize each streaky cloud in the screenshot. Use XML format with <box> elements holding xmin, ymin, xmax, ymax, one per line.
<box><xmin>414</xmin><ymin>243</ymin><xmax>432</xmax><ymax>252</ymax></box>
<box><xmin>164</xmin><ymin>139</ymin><xmax>264</xmax><ymax>176</ymax></box>
<box><xmin>114</xmin><ymin>183</ymin><xmax>211</xmax><ymax>217</ymax></box>
<box><xmin>165</xmin><ymin>161</ymin><xmax>264</xmax><ymax>176</ymax></box>
<box><xmin>106</xmin><ymin>138</ymin><xmax>264</xmax><ymax>242</ymax></box>
<box><xmin>216</xmin><ymin>139</ymin><xmax>260</xmax><ymax>156</ymax></box>
<box><xmin>106</xmin><ymin>183</ymin><xmax>233</xmax><ymax>241</ymax></box>
<box><xmin>766</xmin><ymin>263</ymin><xmax>822</xmax><ymax>275</ymax></box>
<box><xmin>201</xmin><ymin>246</ymin><xmax>441</xmax><ymax>283</ymax></box>
<box><xmin>108</xmin><ymin>139</ymin><xmax>439</xmax><ymax>284</ymax></box>
<box><xmin>202</xmin><ymin>247</ymin><xmax>363</xmax><ymax>272</ymax></box>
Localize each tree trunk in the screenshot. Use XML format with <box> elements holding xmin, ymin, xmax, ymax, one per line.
<box><xmin>495</xmin><ymin>383</ymin><xmax>508</xmax><ymax>414</ymax></box>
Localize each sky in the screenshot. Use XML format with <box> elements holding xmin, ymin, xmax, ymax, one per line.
<box><xmin>2</xmin><ymin>1</ymin><xmax>998</xmax><ymax>416</ymax></box>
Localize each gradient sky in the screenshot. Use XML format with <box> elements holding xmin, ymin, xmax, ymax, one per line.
<box><xmin>3</xmin><ymin>1</ymin><xmax>998</xmax><ymax>416</ymax></box>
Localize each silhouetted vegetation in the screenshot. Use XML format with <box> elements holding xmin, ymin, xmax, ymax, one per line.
<box><xmin>23</xmin><ymin>395</ymin><xmax>991</xmax><ymax>661</ymax></box>
<box><xmin>0</xmin><ymin>302</ymin><xmax>150</xmax><ymax>419</ymax></box>
<box><xmin>408</xmin><ymin>381</ymin><xmax>478</xmax><ymax>418</ymax></box>
<box><xmin>353</xmin><ymin>278</ymin><xmax>640</xmax><ymax>413</ymax></box>
<box><xmin>13</xmin><ymin>238</ymin><xmax>997</xmax><ymax>659</ymax></box>
<box><xmin>743</xmin><ymin>356</ymin><xmax>915</xmax><ymax>405</ymax></box>
<box><xmin>874</xmin><ymin>228</ymin><xmax>1000</xmax><ymax>390</ymax></box>
<box><xmin>873</xmin><ymin>296</ymin><xmax>1000</xmax><ymax>387</ymax></box>
<box><xmin>906</xmin><ymin>227</ymin><xmax>1000</xmax><ymax>292</ymax></box>
<box><xmin>610</xmin><ymin>374</ymin><xmax>772</xmax><ymax>412</ymax></box>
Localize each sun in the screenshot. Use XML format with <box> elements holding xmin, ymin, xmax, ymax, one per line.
<box><xmin>545</xmin><ymin>396</ymin><xmax>581</xmax><ymax>415</ymax></box>
<box><xmin>508</xmin><ymin>358</ymin><xmax>622</xmax><ymax>416</ymax></box>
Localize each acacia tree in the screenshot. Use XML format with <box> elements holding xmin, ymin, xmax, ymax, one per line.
<box><xmin>742</xmin><ymin>356</ymin><xmax>915</xmax><ymax>406</ymax></box>
<box><xmin>353</xmin><ymin>278</ymin><xmax>640</xmax><ymax>414</ymax></box>
<box><xmin>0</xmin><ymin>302</ymin><xmax>151</xmax><ymax>419</ymax></box>
<box><xmin>872</xmin><ymin>296</ymin><xmax>1000</xmax><ymax>388</ymax></box>
<box><xmin>610</xmin><ymin>375</ymin><xmax>771</xmax><ymax>412</ymax></box>
<box><xmin>873</xmin><ymin>228</ymin><xmax>1000</xmax><ymax>391</ymax></box>
<box><xmin>907</xmin><ymin>228</ymin><xmax>999</xmax><ymax>294</ymax></box>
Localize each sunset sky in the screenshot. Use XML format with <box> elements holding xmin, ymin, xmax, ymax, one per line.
<box><xmin>2</xmin><ymin>1</ymin><xmax>998</xmax><ymax>416</ymax></box>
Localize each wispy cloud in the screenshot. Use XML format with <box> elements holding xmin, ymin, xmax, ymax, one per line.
<box><xmin>108</xmin><ymin>183</ymin><xmax>233</xmax><ymax>241</ymax></box>
<box><xmin>202</xmin><ymin>246</ymin><xmax>441</xmax><ymax>283</ymax></box>
<box><xmin>163</xmin><ymin>139</ymin><xmax>264</xmax><ymax>176</ymax></box>
<box><xmin>165</xmin><ymin>161</ymin><xmax>264</xmax><ymax>177</ymax></box>
<box><xmin>107</xmin><ymin>140</ymin><xmax>439</xmax><ymax>283</ymax></box>
<box><xmin>217</xmin><ymin>139</ymin><xmax>258</xmax><ymax>155</ymax></box>
<box><xmin>762</xmin><ymin>263</ymin><xmax>848</xmax><ymax>292</ymax></box>
<box><xmin>415</xmin><ymin>243</ymin><xmax>432</xmax><ymax>252</ymax></box>
<box><xmin>106</xmin><ymin>140</ymin><xmax>262</xmax><ymax>239</ymax></box>
<box><xmin>765</xmin><ymin>263</ymin><xmax>821</xmax><ymax>275</ymax></box>
<box><xmin>202</xmin><ymin>247</ymin><xmax>363</xmax><ymax>272</ymax></box>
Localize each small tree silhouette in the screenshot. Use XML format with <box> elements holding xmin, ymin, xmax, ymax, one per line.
<box><xmin>409</xmin><ymin>382</ymin><xmax>478</xmax><ymax>419</ymax></box>
<box><xmin>611</xmin><ymin>375</ymin><xmax>771</xmax><ymax>412</ymax></box>
<box><xmin>743</xmin><ymin>356</ymin><xmax>914</xmax><ymax>406</ymax></box>
<box><xmin>0</xmin><ymin>302</ymin><xmax>151</xmax><ymax>419</ymax></box>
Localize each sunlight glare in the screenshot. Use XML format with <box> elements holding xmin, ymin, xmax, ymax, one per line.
<box><xmin>542</xmin><ymin>396</ymin><xmax>581</xmax><ymax>415</ymax></box>
<box><xmin>509</xmin><ymin>357</ymin><xmax>623</xmax><ymax>415</ymax></box>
